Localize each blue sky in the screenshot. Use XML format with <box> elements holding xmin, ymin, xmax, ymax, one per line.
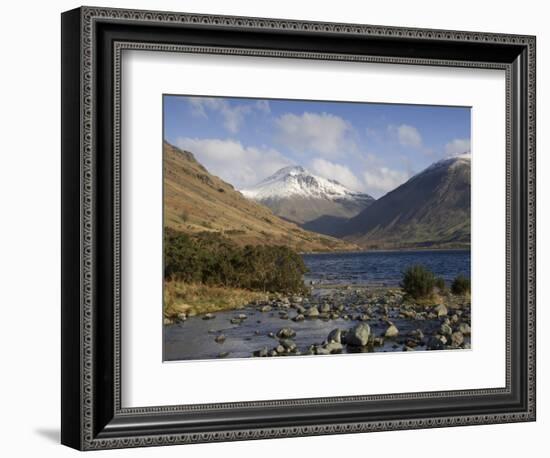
<box><xmin>164</xmin><ymin>95</ymin><xmax>470</xmax><ymax>198</ymax></box>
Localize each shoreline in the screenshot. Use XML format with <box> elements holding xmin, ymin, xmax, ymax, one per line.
<box><xmin>299</xmin><ymin>247</ymin><xmax>471</xmax><ymax>255</ymax></box>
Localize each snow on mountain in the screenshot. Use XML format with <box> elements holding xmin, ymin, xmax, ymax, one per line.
<box><xmin>241</xmin><ymin>165</ymin><xmax>371</xmax><ymax>202</ymax></box>
<box><xmin>419</xmin><ymin>152</ymin><xmax>471</xmax><ymax>176</ymax></box>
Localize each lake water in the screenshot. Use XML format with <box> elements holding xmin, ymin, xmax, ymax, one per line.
<box><xmin>303</xmin><ymin>250</ymin><xmax>470</xmax><ymax>286</ymax></box>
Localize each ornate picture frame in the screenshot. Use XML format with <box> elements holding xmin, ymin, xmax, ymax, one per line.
<box><xmin>61</xmin><ymin>6</ymin><xmax>536</xmax><ymax>450</ymax></box>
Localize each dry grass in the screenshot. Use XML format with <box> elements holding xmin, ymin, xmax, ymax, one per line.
<box><xmin>163</xmin><ymin>280</ymin><xmax>268</xmax><ymax>317</ymax></box>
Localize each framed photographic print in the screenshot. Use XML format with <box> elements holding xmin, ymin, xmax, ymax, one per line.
<box><xmin>61</xmin><ymin>6</ymin><xmax>536</xmax><ymax>450</ymax></box>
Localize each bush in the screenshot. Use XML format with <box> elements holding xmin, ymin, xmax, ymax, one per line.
<box><xmin>164</xmin><ymin>228</ymin><xmax>308</xmax><ymax>294</ymax></box>
<box><xmin>451</xmin><ymin>274</ymin><xmax>471</xmax><ymax>295</ymax></box>
<box><xmin>400</xmin><ymin>265</ymin><xmax>435</xmax><ymax>300</ymax></box>
<box><xmin>435</xmin><ymin>277</ymin><xmax>446</xmax><ymax>291</ymax></box>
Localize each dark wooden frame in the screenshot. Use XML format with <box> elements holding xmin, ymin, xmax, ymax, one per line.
<box><xmin>61</xmin><ymin>6</ymin><xmax>536</xmax><ymax>450</ymax></box>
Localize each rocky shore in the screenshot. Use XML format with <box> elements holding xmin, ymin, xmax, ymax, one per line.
<box><xmin>164</xmin><ymin>285</ymin><xmax>471</xmax><ymax>361</ymax></box>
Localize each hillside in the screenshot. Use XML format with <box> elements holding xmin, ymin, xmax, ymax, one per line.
<box><xmin>163</xmin><ymin>142</ymin><xmax>358</xmax><ymax>252</ymax></box>
<box><xmin>339</xmin><ymin>154</ymin><xmax>471</xmax><ymax>249</ymax></box>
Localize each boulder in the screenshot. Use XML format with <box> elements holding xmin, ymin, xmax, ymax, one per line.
<box><xmin>440</xmin><ymin>323</ymin><xmax>453</xmax><ymax>337</ymax></box>
<box><xmin>279</xmin><ymin>339</ymin><xmax>297</xmax><ymax>352</ymax></box>
<box><xmin>202</xmin><ymin>313</ymin><xmax>215</xmax><ymax>320</ymax></box>
<box><xmin>276</xmin><ymin>327</ymin><xmax>296</xmax><ymax>339</ymax></box>
<box><xmin>434</xmin><ymin>304</ymin><xmax>448</xmax><ymax>317</ymax></box>
<box><xmin>320</xmin><ymin>303</ymin><xmax>331</xmax><ymax>313</ymax></box>
<box><xmin>214</xmin><ymin>334</ymin><xmax>226</xmax><ymax>344</ymax></box>
<box><xmin>451</xmin><ymin>331</ymin><xmax>465</xmax><ymax>347</ymax></box>
<box><xmin>323</xmin><ymin>341</ymin><xmax>343</xmax><ymax>353</ymax></box>
<box><xmin>292</xmin><ymin>313</ymin><xmax>305</xmax><ymax>322</ymax></box>
<box><xmin>344</xmin><ymin>323</ymin><xmax>371</xmax><ymax>347</ymax></box>
<box><xmin>253</xmin><ymin>347</ymin><xmax>268</xmax><ymax>357</ymax></box>
<box><xmin>384</xmin><ymin>324</ymin><xmax>399</xmax><ymax>338</ymax></box>
<box><xmin>327</xmin><ymin>328</ymin><xmax>343</xmax><ymax>344</ymax></box>
<box><xmin>427</xmin><ymin>336</ymin><xmax>446</xmax><ymax>351</ymax></box>
<box><xmin>458</xmin><ymin>323</ymin><xmax>471</xmax><ymax>335</ymax></box>
<box><xmin>259</xmin><ymin>305</ymin><xmax>272</xmax><ymax>313</ymax></box>
<box><xmin>306</xmin><ymin>306</ymin><xmax>320</xmax><ymax>318</ymax></box>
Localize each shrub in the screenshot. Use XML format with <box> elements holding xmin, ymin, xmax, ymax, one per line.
<box><xmin>400</xmin><ymin>265</ymin><xmax>435</xmax><ymax>300</ymax></box>
<box><xmin>451</xmin><ymin>274</ymin><xmax>471</xmax><ymax>295</ymax></box>
<box><xmin>164</xmin><ymin>228</ymin><xmax>308</xmax><ymax>294</ymax></box>
<box><xmin>435</xmin><ymin>277</ymin><xmax>446</xmax><ymax>291</ymax></box>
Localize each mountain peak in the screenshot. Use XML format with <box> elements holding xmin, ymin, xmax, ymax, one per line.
<box><xmin>242</xmin><ymin>166</ymin><xmax>371</xmax><ymax>202</ymax></box>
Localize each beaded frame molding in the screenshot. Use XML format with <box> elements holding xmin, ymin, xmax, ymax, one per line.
<box><xmin>61</xmin><ymin>6</ymin><xmax>536</xmax><ymax>451</ymax></box>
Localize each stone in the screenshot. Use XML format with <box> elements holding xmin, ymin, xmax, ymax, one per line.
<box><xmin>214</xmin><ymin>334</ymin><xmax>226</xmax><ymax>344</ymax></box>
<box><xmin>275</xmin><ymin>345</ymin><xmax>285</xmax><ymax>354</ymax></box>
<box><xmin>276</xmin><ymin>327</ymin><xmax>296</xmax><ymax>339</ymax></box>
<box><xmin>451</xmin><ymin>331</ymin><xmax>465</xmax><ymax>347</ymax></box>
<box><xmin>434</xmin><ymin>304</ymin><xmax>448</xmax><ymax>317</ymax></box>
<box><xmin>385</xmin><ymin>324</ymin><xmax>399</xmax><ymax>338</ymax></box>
<box><xmin>320</xmin><ymin>303</ymin><xmax>331</xmax><ymax>313</ymax></box>
<box><xmin>427</xmin><ymin>335</ymin><xmax>448</xmax><ymax>350</ymax></box>
<box><xmin>253</xmin><ymin>347</ymin><xmax>268</xmax><ymax>357</ymax></box>
<box><xmin>259</xmin><ymin>305</ymin><xmax>272</xmax><ymax>313</ymax></box>
<box><xmin>458</xmin><ymin>323</ymin><xmax>471</xmax><ymax>335</ymax></box>
<box><xmin>230</xmin><ymin>318</ymin><xmax>241</xmax><ymax>325</ymax></box>
<box><xmin>218</xmin><ymin>352</ymin><xmax>229</xmax><ymax>358</ymax></box>
<box><xmin>202</xmin><ymin>313</ymin><xmax>215</xmax><ymax>320</ymax></box>
<box><xmin>440</xmin><ymin>323</ymin><xmax>453</xmax><ymax>337</ymax></box>
<box><xmin>163</xmin><ymin>317</ymin><xmax>173</xmax><ymax>325</ymax></box>
<box><xmin>176</xmin><ymin>313</ymin><xmax>187</xmax><ymax>322</ymax></box>
<box><xmin>292</xmin><ymin>314</ymin><xmax>305</xmax><ymax>322</ymax></box>
<box><xmin>344</xmin><ymin>323</ymin><xmax>371</xmax><ymax>347</ymax></box>
<box><xmin>306</xmin><ymin>306</ymin><xmax>320</xmax><ymax>318</ymax></box>
<box><xmin>237</xmin><ymin>313</ymin><xmax>248</xmax><ymax>320</ymax></box>
<box><xmin>328</xmin><ymin>328</ymin><xmax>344</xmax><ymax>344</ymax></box>
<box><xmin>324</xmin><ymin>342</ymin><xmax>343</xmax><ymax>353</ymax></box>
<box><xmin>279</xmin><ymin>339</ymin><xmax>297</xmax><ymax>352</ymax></box>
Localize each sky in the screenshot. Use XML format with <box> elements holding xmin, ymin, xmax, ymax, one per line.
<box><xmin>164</xmin><ymin>95</ymin><xmax>471</xmax><ymax>198</ymax></box>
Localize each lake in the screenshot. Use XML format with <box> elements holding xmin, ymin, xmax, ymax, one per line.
<box><xmin>302</xmin><ymin>249</ymin><xmax>470</xmax><ymax>286</ymax></box>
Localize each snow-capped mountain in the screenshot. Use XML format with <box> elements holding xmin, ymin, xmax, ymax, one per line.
<box><xmin>241</xmin><ymin>166</ymin><xmax>374</xmax><ymax>226</ymax></box>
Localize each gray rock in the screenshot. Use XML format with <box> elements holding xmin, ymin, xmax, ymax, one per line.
<box><xmin>327</xmin><ymin>328</ymin><xmax>343</xmax><ymax>344</ymax></box>
<box><xmin>237</xmin><ymin>313</ymin><xmax>248</xmax><ymax>320</ymax></box>
<box><xmin>434</xmin><ymin>304</ymin><xmax>448</xmax><ymax>317</ymax></box>
<box><xmin>253</xmin><ymin>347</ymin><xmax>268</xmax><ymax>357</ymax></box>
<box><xmin>292</xmin><ymin>314</ymin><xmax>305</xmax><ymax>322</ymax></box>
<box><xmin>306</xmin><ymin>306</ymin><xmax>320</xmax><ymax>318</ymax></box>
<box><xmin>427</xmin><ymin>336</ymin><xmax>446</xmax><ymax>351</ymax></box>
<box><xmin>458</xmin><ymin>323</ymin><xmax>471</xmax><ymax>335</ymax></box>
<box><xmin>451</xmin><ymin>331</ymin><xmax>464</xmax><ymax>347</ymax></box>
<box><xmin>279</xmin><ymin>339</ymin><xmax>297</xmax><ymax>352</ymax></box>
<box><xmin>344</xmin><ymin>323</ymin><xmax>371</xmax><ymax>347</ymax></box>
<box><xmin>385</xmin><ymin>324</ymin><xmax>399</xmax><ymax>338</ymax></box>
<box><xmin>320</xmin><ymin>303</ymin><xmax>331</xmax><ymax>313</ymax></box>
<box><xmin>276</xmin><ymin>327</ymin><xmax>296</xmax><ymax>339</ymax></box>
<box><xmin>202</xmin><ymin>313</ymin><xmax>215</xmax><ymax>320</ymax></box>
<box><xmin>275</xmin><ymin>344</ymin><xmax>285</xmax><ymax>354</ymax></box>
<box><xmin>163</xmin><ymin>317</ymin><xmax>173</xmax><ymax>325</ymax></box>
<box><xmin>259</xmin><ymin>305</ymin><xmax>272</xmax><ymax>313</ymax></box>
<box><xmin>323</xmin><ymin>342</ymin><xmax>343</xmax><ymax>353</ymax></box>
<box><xmin>440</xmin><ymin>323</ymin><xmax>453</xmax><ymax>337</ymax></box>
<box><xmin>214</xmin><ymin>334</ymin><xmax>226</xmax><ymax>344</ymax></box>
<box><xmin>176</xmin><ymin>313</ymin><xmax>187</xmax><ymax>322</ymax></box>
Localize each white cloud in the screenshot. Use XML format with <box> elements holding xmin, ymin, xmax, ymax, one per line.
<box><xmin>275</xmin><ymin>112</ymin><xmax>354</xmax><ymax>156</ymax></box>
<box><xmin>444</xmin><ymin>138</ymin><xmax>471</xmax><ymax>156</ymax></box>
<box><xmin>388</xmin><ymin>124</ymin><xmax>423</xmax><ymax>149</ymax></box>
<box><xmin>310</xmin><ymin>158</ymin><xmax>363</xmax><ymax>191</ymax></box>
<box><xmin>175</xmin><ymin>137</ymin><xmax>292</xmax><ymax>189</ymax></box>
<box><xmin>363</xmin><ymin>167</ymin><xmax>410</xmax><ymax>197</ymax></box>
<box><xmin>187</xmin><ymin>97</ymin><xmax>270</xmax><ymax>134</ymax></box>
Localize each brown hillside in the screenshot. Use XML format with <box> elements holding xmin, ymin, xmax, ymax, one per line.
<box><xmin>163</xmin><ymin>142</ymin><xmax>358</xmax><ymax>252</ymax></box>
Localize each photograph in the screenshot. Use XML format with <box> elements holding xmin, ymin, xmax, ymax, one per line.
<box><xmin>162</xmin><ymin>95</ymin><xmax>472</xmax><ymax>361</ymax></box>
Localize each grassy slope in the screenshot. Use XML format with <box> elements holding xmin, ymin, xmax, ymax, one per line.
<box><xmin>163</xmin><ymin>141</ymin><xmax>358</xmax><ymax>252</ymax></box>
